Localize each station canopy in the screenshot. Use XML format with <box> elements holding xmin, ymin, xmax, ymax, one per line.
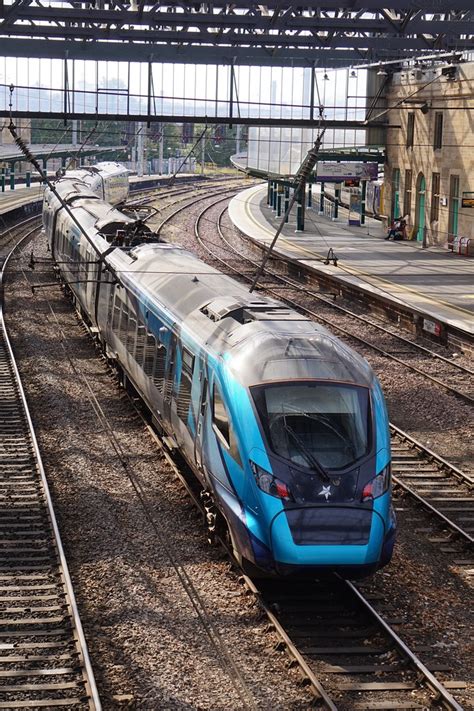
<box><xmin>0</xmin><ymin>2</ymin><xmax>473</xmax><ymax>68</ymax></box>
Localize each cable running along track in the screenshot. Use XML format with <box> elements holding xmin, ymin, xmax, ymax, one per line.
<box><xmin>0</xmin><ymin>227</ymin><xmax>101</xmax><ymax>710</ymax></box>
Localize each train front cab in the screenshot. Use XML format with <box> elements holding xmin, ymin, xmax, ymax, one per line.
<box><xmin>208</xmin><ymin>368</ymin><xmax>396</xmax><ymax>578</ymax></box>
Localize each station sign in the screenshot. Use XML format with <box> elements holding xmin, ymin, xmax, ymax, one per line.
<box><xmin>316</xmin><ymin>162</ymin><xmax>378</xmax><ymax>182</ymax></box>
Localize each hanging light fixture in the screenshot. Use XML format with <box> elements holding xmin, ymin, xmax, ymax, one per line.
<box><xmin>323</xmin><ymin>71</ymin><xmax>330</xmax><ymax>80</ymax></box>
<box><xmin>350</xmin><ymin>69</ymin><xmax>357</xmax><ymax>78</ymax></box>
<box><xmin>377</xmin><ymin>64</ymin><xmax>388</xmax><ymax>76</ymax></box>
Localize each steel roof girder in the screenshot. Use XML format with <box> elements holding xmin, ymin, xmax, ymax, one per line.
<box><xmin>2</xmin><ymin>23</ymin><xmax>464</xmax><ymax>50</ymax></box>
<box><xmin>0</xmin><ymin>36</ymin><xmax>377</xmax><ymax>65</ymax></box>
<box><xmin>19</xmin><ymin>1</ymin><xmax>474</xmax><ymax>10</ymax></box>
<box><xmin>3</xmin><ymin>7</ymin><xmax>474</xmax><ymax>35</ymax></box>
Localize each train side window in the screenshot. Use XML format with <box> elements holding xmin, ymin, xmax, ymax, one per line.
<box><xmin>200</xmin><ymin>374</ymin><xmax>208</xmax><ymax>416</ymax></box>
<box><xmin>112</xmin><ymin>295</ymin><xmax>121</xmax><ymax>331</ymax></box>
<box><xmin>135</xmin><ymin>319</ymin><xmax>146</xmax><ymax>366</ymax></box>
<box><xmin>152</xmin><ymin>343</ymin><xmax>167</xmax><ymax>392</ymax></box>
<box><xmin>143</xmin><ymin>332</ymin><xmax>156</xmax><ymax>377</ymax></box>
<box><xmin>213</xmin><ymin>383</ymin><xmax>230</xmax><ymax>446</ymax></box>
<box><xmin>127</xmin><ymin>308</ymin><xmax>137</xmax><ymax>355</ymax></box>
<box><xmin>119</xmin><ymin>304</ymin><xmax>129</xmax><ymax>345</ymax></box>
<box><xmin>177</xmin><ymin>348</ymin><xmax>194</xmax><ymax>423</ymax></box>
<box><xmin>212</xmin><ymin>383</ymin><xmax>242</xmax><ymax>466</ymax></box>
<box><xmin>182</xmin><ymin>348</ymin><xmax>194</xmax><ymax>376</ymax></box>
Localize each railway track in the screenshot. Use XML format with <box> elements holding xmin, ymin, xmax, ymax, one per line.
<box><xmin>0</xmin><ymin>228</ymin><xmax>101</xmax><ymax>710</ymax></box>
<box><xmin>146</xmin><ymin>185</ymin><xmax>472</xmax><ymax>707</ymax></box>
<box><xmin>0</xmin><ymin>214</ymin><xmax>43</xmax><ymax>254</ymax></box>
<box><xmin>127</xmin><ymin>174</ymin><xmax>250</xmax><ymax>210</ymax></box>
<box><xmin>8</xmin><ymin>182</ymin><xmax>468</xmax><ymax>709</ymax></box>
<box><xmin>145</xmin><ymin>425</ymin><xmax>468</xmax><ymax>711</ymax></box>
<box><xmin>390</xmin><ymin>426</ymin><xmax>473</xmax><ymax>545</ymax></box>
<box><xmin>246</xmin><ymin>575</ymin><xmax>466</xmax><ymax>710</ymax></box>
<box><xmin>225</xmin><ymin>204</ymin><xmax>473</xmax><ymax>405</ymax></box>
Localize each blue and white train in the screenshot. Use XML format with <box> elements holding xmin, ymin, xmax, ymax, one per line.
<box><xmin>42</xmin><ymin>176</ymin><xmax>396</xmax><ymax>578</ymax></box>
<box><xmin>62</xmin><ymin>161</ymin><xmax>129</xmax><ymax>206</ymax></box>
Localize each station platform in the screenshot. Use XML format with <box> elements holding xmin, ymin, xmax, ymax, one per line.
<box><xmin>228</xmin><ymin>184</ymin><xmax>474</xmax><ymax>338</ymax></box>
<box><xmin>0</xmin><ymin>183</ymin><xmax>44</xmax><ymax>217</ymax></box>
<box><xmin>0</xmin><ymin>172</ymin><xmax>202</xmax><ymax>219</ymax></box>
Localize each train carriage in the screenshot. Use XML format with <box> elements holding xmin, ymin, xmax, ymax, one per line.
<box><xmin>43</xmin><ymin>177</ymin><xmax>396</xmax><ymax>578</ymax></box>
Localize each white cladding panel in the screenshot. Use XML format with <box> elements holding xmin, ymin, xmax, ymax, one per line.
<box><xmin>247</xmin><ymin>127</ymin><xmax>367</xmax><ymax>177</ymax></box>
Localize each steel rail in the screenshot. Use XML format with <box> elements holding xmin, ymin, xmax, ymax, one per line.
<box><xmin>215</xmin><ymin>206</ymin><xmax>474</xmax><ymax>400</ymax></box>
<box><xmin>345</xmin><ymin>580</ymin><xmax>464</xmax><ymax>711</ymax></box>
<box><xmin>394</xmin><ymin>477</ymin><xmax>473</xmax><ymax>544</ymax></box>
<box><xmin>0</xmin><ymin>225</ymin><xmax>101</xmax><ymax>710</ymax></box>
<box><xmin>144</xmin><ymin>409</ymin><xmax>468</xmax><ymax>710</ymax></box>
<box><xmin>18</xmin><ymin>234</ymin><xmax>258</xmax><ymax>711</ymax></box>
<box><xmin>190</xmin><ymin>198</ymin><xmax>474</xmax><ymax>403</ymax></box>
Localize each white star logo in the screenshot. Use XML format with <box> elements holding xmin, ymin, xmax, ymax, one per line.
<box><xmin>318</xmin><ymin>485</ymin><xmax>332</xmax><ymax>501</ymax></box>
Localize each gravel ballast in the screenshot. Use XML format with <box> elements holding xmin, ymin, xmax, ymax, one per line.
<box><xmin>4</xmin><ymin>186</ymin><xmax>473</xmax><ymax>709</ymax></box>
<box><xmin>5</xmin><ymin>237</ymin><xmax>311</xmax><ymax>709</ymax></box>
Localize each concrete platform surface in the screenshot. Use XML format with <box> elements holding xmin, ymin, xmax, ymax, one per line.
<box><xmin>229</xmin><ymin>184</ymin><xmax>474</xmax><ymax>336</ymax></box>
<box><xmin>0</xmin><ymin>184</ymin><xmax>44</xmax><ymax>216</ymax></box>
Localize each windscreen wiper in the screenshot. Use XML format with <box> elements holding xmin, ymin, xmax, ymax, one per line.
<box><xmin>281</xmin><ymin>417</ymin><xmax>331</xmax><ymax>484</ymax></box>
<box><xmin>285</xmin><ymin>408</ymin><xmax>357</xmax><ymax>457</ymax></box>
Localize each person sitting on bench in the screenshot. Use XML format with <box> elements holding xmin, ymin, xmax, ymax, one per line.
<box><xmin>385</xmin><ymin>217</ymin><xmax>407</xmax><ymax>240</ymax></box>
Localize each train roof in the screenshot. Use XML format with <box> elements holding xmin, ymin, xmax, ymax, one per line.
<box><xmin>107</xmin><ymin>242</ymin><xmax>374</xmax><ymax>387</ymax></box>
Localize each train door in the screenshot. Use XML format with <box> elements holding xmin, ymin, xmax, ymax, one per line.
<box><xmin>415</xmin><ymin>174</ymin><xmax>426</xmax><ymax>242</ymax></box>
<box><xmin>84</xmin><ymin>244</ymin><xmax>97</xmax><ymax>320</ymax></box>
<box><xmin>194</xmin><ymin>370</ymin><xmax>208</xmax><ymax>474</ymax></box>
<box><xmin>162</xmin><ymin>333</ymin><xmax>177</xmax><ymax>425</ymax></box>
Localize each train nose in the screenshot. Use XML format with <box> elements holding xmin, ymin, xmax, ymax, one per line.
<box><xmin>269</xmin><ymin>505</ymin><xmax>385</xmax><ymax>566</ymax></box>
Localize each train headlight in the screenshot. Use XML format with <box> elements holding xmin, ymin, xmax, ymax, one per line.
<box><xmin>250</xmin><ymin>461</ymin><xmax>293</xmax><ymax>501</ymax></box>
<box><xmin>361</xmin><ymin>465</ymin><xmax>391</xmax><ymax>502</ymax></box>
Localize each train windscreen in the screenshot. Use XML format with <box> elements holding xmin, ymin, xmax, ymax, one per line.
<box><xmin>252</xmin><ymin>382</ymin><xmax>370</xmax><ymax>470</ymax></box>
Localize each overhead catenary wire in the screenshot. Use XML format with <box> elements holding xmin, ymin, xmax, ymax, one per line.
<box><xmin>7</xmin><ymin>106</ymin><xmax>120</xmax><ymax>285</ymax></box>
